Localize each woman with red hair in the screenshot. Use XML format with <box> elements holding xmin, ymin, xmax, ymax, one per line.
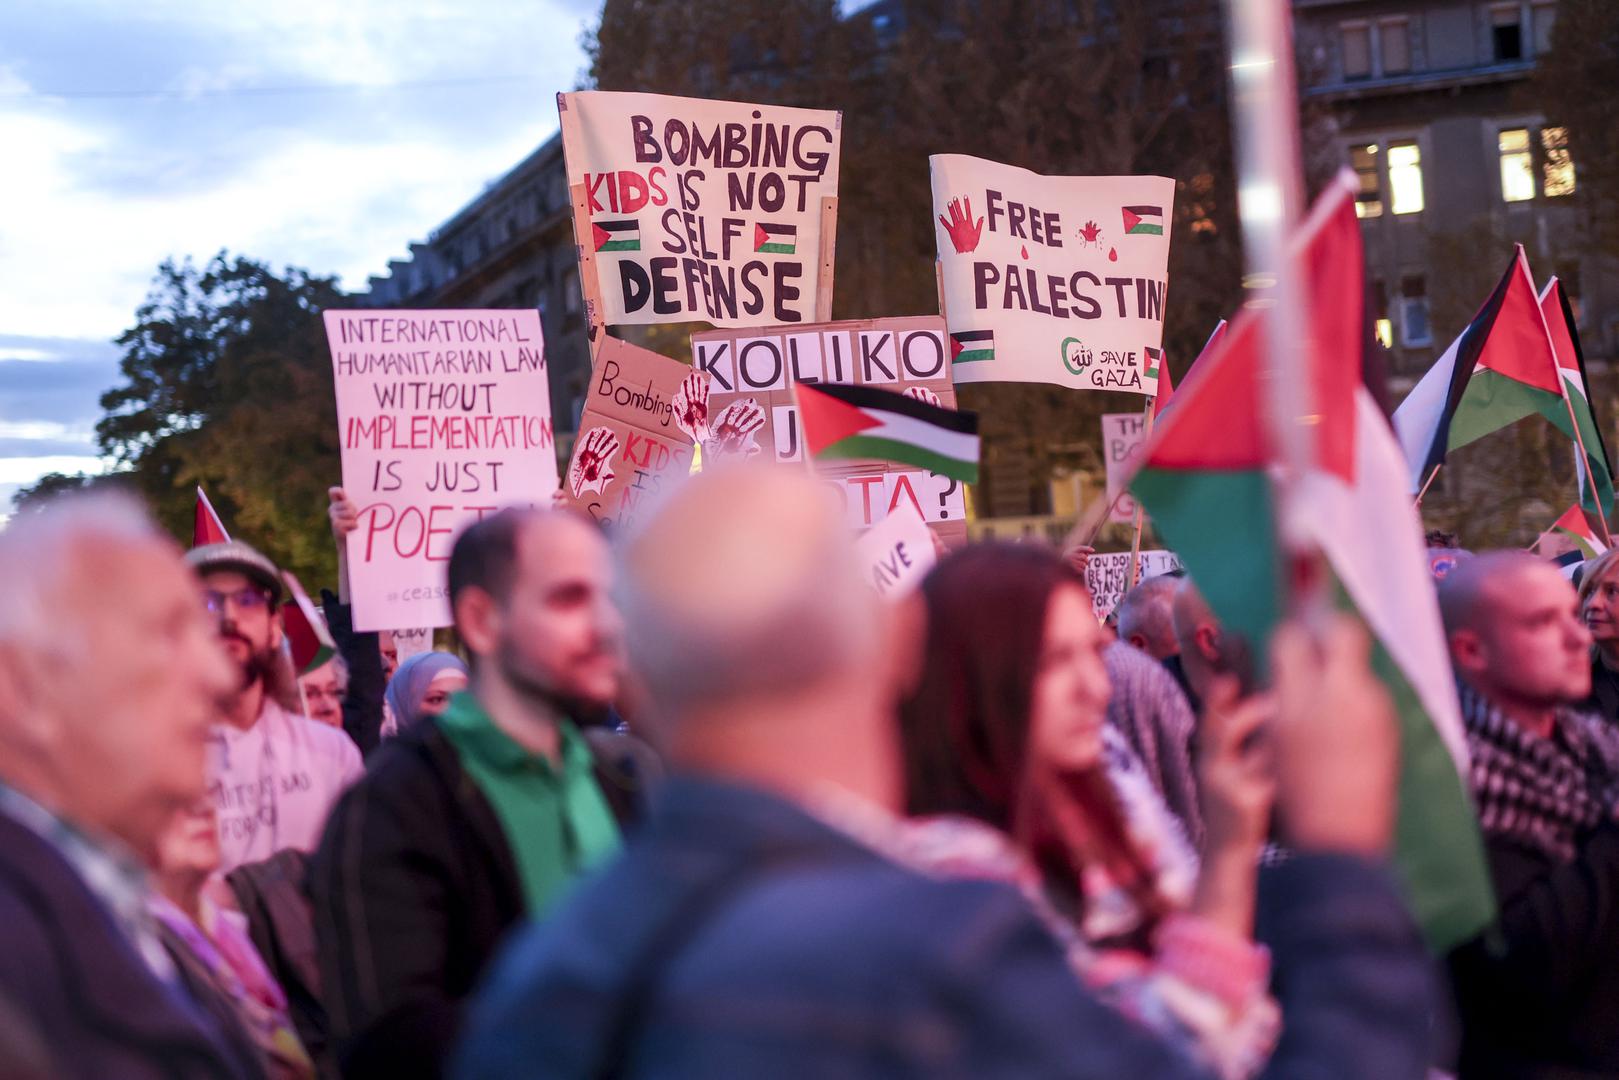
<box><xmin>895</xmin><ymin>543</ymin><xmax>1277</xmax><ymax>1077</ymax></box>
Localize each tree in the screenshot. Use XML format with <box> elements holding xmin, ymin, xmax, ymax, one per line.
<box><xmin>1534</xmin><ymin>0</ymin><xmax>1619</xmax><ymax>252</ymax></box>
<box><xmin>95</xmin><ymin>254</ymin><xmax>347</xmax><ymax>586</ymax></box>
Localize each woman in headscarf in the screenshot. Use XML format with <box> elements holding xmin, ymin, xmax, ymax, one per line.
<box><xmin>381</xmin><ymin>652</ymin><xmax>469</xmax><ymax>736</ymax></box>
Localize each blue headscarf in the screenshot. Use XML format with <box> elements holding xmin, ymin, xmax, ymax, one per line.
<box><xmin>385</xmin><ymin>651</ymin><xmax>468</xmax><ymax>732</ymax></box>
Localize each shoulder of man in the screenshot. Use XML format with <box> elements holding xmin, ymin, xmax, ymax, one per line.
<box><xmin>581</xmin><ymin>726</ymin><xmax>663</xmax><ymax>823</ymax></box>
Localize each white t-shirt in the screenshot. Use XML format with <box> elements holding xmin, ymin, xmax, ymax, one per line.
<box><xmin>208</xmin><ymin>699</ymin><xmax>364</xmax><ymax>872</ymax></box>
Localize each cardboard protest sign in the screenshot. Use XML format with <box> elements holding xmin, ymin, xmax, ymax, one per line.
<box><xmin>855</xmin><ymin>504</ymin><xmax>936</xmax><ymax>600</ymax></box>
<box><xmin>562</xmin><ymin>336</ymin><xmax>696</xmax><ymax>532</ymax></box>
<box><xmin>689</xmin><ymin>316</ymin><xmax>967</xmax><ymax>544</ymax></box>
<box><xmin>1102</xmin><ymin>411</ymin><xmax>1150</xmax><ymax>524</ymax></box>
<box><xmin>1085</xmin><ymin>550</ymin><xmax>1183</xmax><ymax>619</ymax></box>
<box><xmin>930</xmin><ymin>154</ymin><xmax>1174</xmax><ymax>394</ymax></box>
<box><xmin>324</xmin><ymin>310</ymin><xmax>556</xmax><ymax>632</ymax></box>
<box><xmin>390</xmin><ymin>627</ymin><xmax>435</xmax><ymax>663</ymax></box>
<box><xmin>557</xmin><ymin>90</ymin><xmax>842</xmax><ymax>337</ymax></box>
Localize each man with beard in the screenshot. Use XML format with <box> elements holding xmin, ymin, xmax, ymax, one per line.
<box><xmin>186</xmin><ymin>541</ymin><xmax>363</xmax><ymax>873</ymax></box>
<box><xmin>308</xmin><ymin>508</ymin><xmax>654</xmax><ymax>1079</ymax></box>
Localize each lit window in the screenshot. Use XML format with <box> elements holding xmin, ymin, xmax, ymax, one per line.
<box><xmin>1379</xmin><ymin>18</ymin><xmax>1411</xmax><ymax>75</ymax></box>
<box><xmin>1499</xmin><ymin>128</ymin><xmax>1535</xmax><ymax>202</ymax></box>
<box><xmin>1533</xmin><ymin>0</ymin><xmax>1556</xmax><ymax>55</ymax></box>
<box><xmin>1342</xmin><ymin>22</ymin><xmax>1372</xmax><ymax>78</ymax></box>
<box><xmin>1352</xmin><ymin>144</ymin><xmax>1383</xmax><ymax>218</ymax></box>
<box><xmin>1542</xmin><ymin>126</ymin><xmax>1576</xmax><ymax>197</ymax></box>
<box><xmin>1371</xmin><ymin>279</ymin><xmax>1393</xmax><ymax>348</ymax></box>
<box><xmin>1492</xmin><ymin>4</ymin><xmax>1523</xmax><ymax>62</ymax></box>
<box><xmin>1388</xmin><ymin>140</ymin><xmax>1424</xmax><ymax>214</ymax></box>
<box><xmin>1400</xmin><ymin>275</ymin><xmax>1431</xmax><ymax>347</ymax></box>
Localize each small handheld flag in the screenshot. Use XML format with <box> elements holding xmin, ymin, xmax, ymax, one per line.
<box><xmin>1548</xmin><ymin>504</ymin><xmax>1609</xmax><ymax>560</ymax></box>
<box><xmin>281</xmin><ymin>571</ymin><xmax>336</xmax><ymax>675</ymax></box>
<box><xmin>194</xmin><ymin>487</ymin><xmax>231</xmax><ymax>548</ymax></box>
<box><xmin>795</xmin><ymin>382</ymin><xmax>980</xmax><ymax>484</ymax></box>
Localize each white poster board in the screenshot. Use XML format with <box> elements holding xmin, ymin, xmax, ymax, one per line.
<box><xmin>1102</xmin><ymin>412</ymin><xmax>1150</xmax><ymax>524</ymax></box>
<box><xmin>855</xmin><ymin>504</ymin><xmax>937</xmax><ymax>600</ymax></box>
<box><xmin>558</xmin><ymin>90</ymin><xmax>842</xmax><ymax>327</ymax></box>
<box><xmin>1085</xmin><ymin>550</ymin><xmax>1183</xmax><ymax>619</ymax></box>
<box><xmin>324</xmin><ymin>309</ymin><xmax>557</xmax><ymax>632</ymax></box>
<box><xmin>931</xmin><ymin>154</ymin><xmax>1174</xmax><ymax>394</ymax></box>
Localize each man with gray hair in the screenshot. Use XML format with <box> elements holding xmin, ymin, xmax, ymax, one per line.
<box><xmin>0</xmin><ymin>494</ymin><xmax>260</xmax><ymax>1076</ymax></box>
<box><xmin>1438</xmin><ymin>551</ymin><xmax>1619</xmax><ymax>1076</ymax></box>
<box><xmin>454</xmin><ymin>465</ymin><xmax>1438</xmax><ymax>1079</ymax></box>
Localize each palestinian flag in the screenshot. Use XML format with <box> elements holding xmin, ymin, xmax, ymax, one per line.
<box><xmin>592</xmin><ymin>219</ymin><xmax>640</xmax><ymax>252</ymax></box>
<box><xmin>795</xmin><ymin>382</ymin><xmax>979</xmax><ymax>483</ymax></box>
<box><xmin>193</xmin><ymin>486</ymin><xmax>231</xmax><ymax>548</ymax></box>
<box><xmin>950</xmin><ymin>329</ymin><xmax>994</xmax><ymax>365</ymax></box>
<box><xmin>1549</xmin><ymin>504</ymin><xmax>1609</xmax><ymax>560</ymax></box>
<box><xmin>1392</xmin><ymin>246</ymin><xmax>1563</xmax><ymax>492</ymax></box>
<box><xmin>1541</xmin><ymin>278</ymin><xmax>1615</xmax><ymax>528</ymax></box>
<box><xmin>1122</xmin><ymin>205</ymin><xmax>1164</xmax><ymax>236</ymax></box>
<box><xmin>281</xmin><ymin>570</ymin><xmax>335</xmax><ymax>675</ymax></box>
<box><xmin>1127</xmin><ymin>169</ymin><xmax>1494</xmax><ymax>951</ymax></box>
<box><xmin>754</xmin><ymin>222</ymin><xmax>797</xmax><ymax>255</ymax></box>
<box><xmin>1155</xmin><ymin>320</ymin><xmax>1225</xmax><ymax>420</ymax></box>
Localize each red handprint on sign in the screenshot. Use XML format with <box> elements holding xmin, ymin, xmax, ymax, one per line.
<box><xmin>1078</xmin><ymin>220</ymin><xmax>1103</xmax><ymax>249</ymax></box>
<box><xmin>703</xmin><ymin>399</ymin><xmax>766</xmax><ymax>461</ymax></box>
<box><xmin>569</xmin><ymin>426</ymin><xmax>620</xmax><ymax>499</ymax></box>
<box><xmin>937</xmin><ymin>196</ymin><xmax>985</xmax><ymax>254</ymax></box>
<box><xmin>673</xmin><ymin>371</ymin><xmax>710</xmax><ymax>444</ymax></box>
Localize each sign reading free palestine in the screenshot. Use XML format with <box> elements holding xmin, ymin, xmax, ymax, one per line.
<box><xmin>930</xmin><ymin>154</ymin><xmax>1174</xmax><ymax>396</ymax></box>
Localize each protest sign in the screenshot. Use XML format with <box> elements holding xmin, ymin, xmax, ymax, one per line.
<box><xmin>690</xmin><ymin>316</ymin><xmax>967</xmax><ymax>543</ymax></box>
<box><xmin>855</xmin><ymin>504</ymin><xmax>936</xmax><ymax>600</ymax></box>
<box><xmin>930</xmin><ymin>154</ymin><xmax>1174</xmax><ymax>395</ymax></box>
<box><xmin>557</xmin><ymin>90</ymin><xmax>842</xmax><ymax>341</ymax></box>
<box><xmin>390</xmin><ymin>627</ymin><xmax>435</xmax><ymax>663</ymax></box>
<box><xmin>562</xmin><ymin>336</ymin><xmax>696</xmax><ymax>533</ymax></box>
<box><xmin>1102</xmin><ymin>411</ymin><xmax>1150</xmax><ymax>523</ymax></box>
<box><xmin>1085</xmin><ymin>550</ymin><xmax>1183</xmax><ymax>619</ymax></box>
<box><xmin>324</xmin><ymin>309</ymin><xmax>556</xmax><ymax>632</ymax></box>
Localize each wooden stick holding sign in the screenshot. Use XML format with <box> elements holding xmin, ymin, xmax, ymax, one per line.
<box><xmin>816</xmin><ymin>196</ymin><xmax>839</xmax><ymax>323</ymax></box>
<box><xmin>568</xmin><ymin>181</ymin><xmax>609</xmax><ymax>362</ymax></box>
<box><xmin>1125</xmin><ymin>400</ymin><xmax>1157</xmax><ymax>587</ymax></box>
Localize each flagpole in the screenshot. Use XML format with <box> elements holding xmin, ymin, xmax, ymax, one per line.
<box><xmin>1126</xmin><ymin>400</ymin><xmax>1156</xmax><ymax>587</ymax></box>
<box><xmin>1414</xmin><ymin>463</ymin><xmax>1442</xmax><ymax>507</ymax></box>
<box><xmin>1225</xmin><ymin>0</ymin><xmax>1323</xmax><ymax>626</ymax></box>
<box><xmin>1560</xmin><ymin>391</ymin><xmax>1614</xmax><ymax>545</ymax></box>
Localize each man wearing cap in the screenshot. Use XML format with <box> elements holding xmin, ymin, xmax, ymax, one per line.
<box><xmin>187</xmin><ymin>540</ymin><xmax>363</xmax><ymax>873</ymax></box>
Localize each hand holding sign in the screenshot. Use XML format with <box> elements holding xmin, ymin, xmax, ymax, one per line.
<box><xmin>704</xmin><ymin>399</ymin><xmax>766</xmax><ymax>461</ymax></box>
<box><xmin>570</xmin><ymin>427</ymin><xmax>621</xmax><ymax>498</ymax></box>
<box><xmin>904</xmin><ymin>386</ymin><xmax>942</xmax><ymax>407</ymax></box>
<box><xmin>938</xmin><ymin>196</ymin><xmax>984</xmax><ymax>254</ymax></box>
<box><xmin>673</xmin><ymin>372</ymin><xmax>711</xmax><ymax>444</ymax></box>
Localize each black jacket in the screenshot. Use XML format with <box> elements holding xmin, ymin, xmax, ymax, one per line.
<box><xmin>0</xmin><ymin>812</ymin><xmax>262</xmax><ymax>1079</ymax></box>
<box><xmin>1450</xmin><ymin>824</ymin><xmax>1619</xmax><ymax>1077</ymax></box>
<box><xmin>320</xmin><ymin>592</ymin><xmax>386</xmax><ymax>758</ymax></box>
<box><xmin>307</xmin><ymin>714</ymin><xmax>655</xmax><ymax>1079</ymax></box>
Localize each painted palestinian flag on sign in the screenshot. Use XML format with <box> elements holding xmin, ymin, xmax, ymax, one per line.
<box><xmin>1392</xmin><ymin>246</ymin><xmax>1563</xmax><ymax>492</ymax></box>
<box><xmin>755</xmin><ymin>222</ymin><xmax>797</xmax><ymax>254</ymax></box>
<box><xmin>795</xmin><ymin>382</ymin><xmax>980</xmax><ymax>483</ymax></box>
<box><xmin>1127</xmin><ymin>170</ymin><xmax>1494</xmax><ymax>952</ymax></box>
<box><xmin>950</xmin><ymin>329</ymin><xmax>994</xmax><ymax>365</ymax></box>
<box><xmin>1122</xmin><ymin>205</ymin><xmax>1164</xmax><ymax>235</ymax></box>
<box><xmin>1541</xmin><ymin>277</ymin><xmax>1615</xmax><ymax>526</ymax></box>
<box><xmin>194</xmin><ymin>486</ymin><xmax>231</xmax><ymax>548</ymax></box>
<box><xmin>1549</xmin><ymin>504</ymin><xmax>1609</xmax><ymax>560</ymax></box>
<box><xmin>592</xmin><ymin>219</ymin><xmax>640</xmax><ymax>252</ymax></box>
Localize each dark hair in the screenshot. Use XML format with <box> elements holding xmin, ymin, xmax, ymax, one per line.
<box><xmin>447</xmin><ymin>509</ymin><xmax>532</xmax><ymax>613</ymax></box>
<box><xmin>899</xmin><ymin>542</ymin><xmax>1169</xmax><ymax>937</ymax></box>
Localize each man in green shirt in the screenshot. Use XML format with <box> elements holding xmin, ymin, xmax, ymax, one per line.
<box><xmin>310</xmin><ymin>508</ymin><xmax>653</xmax><ymax>1078</ymax></box>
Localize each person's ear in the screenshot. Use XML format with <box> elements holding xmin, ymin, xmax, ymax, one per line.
<box><xmin>1449</xmin><ymin>629</ymin><xmax>1488</xmax><ymax>677</ymax></box>
<box><xmin>455</xmin><ymin>587</ymin><xmax>502</xmax><ymax>660</ymax></box>
<box><xmin>1127</xmin><ymin>632</ymin><xmax>1150</xmax><ymax>652</ymax></box>
<box><xmin>0</xmin><ymin>643</ymin><xmax>56</xmax><ymax>749</ymax></box>
<box><xmin>1195</xmin><ymin>623</ymin><xmax>1222</xmax><ymax>664</ymax></box>
<box><xmin>268</xmin><ymin>607</ymin><xmax>285</xmax><ymax>650</ymax></box>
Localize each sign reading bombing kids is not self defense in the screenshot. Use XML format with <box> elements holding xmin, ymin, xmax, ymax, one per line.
<box><xmin>930</xmin><ymin>154</ymin><xmax>1174</xmax><ymax>395</ymax></box>
<box><xmin>561</xmin><ymin>336</ymin><xmax>695</xmax><ymax>533</ymax></box>
<box><xmin>557</xmin><ymin>90</ymin><xmax>842</xmax><ymax>328</ymax></box>
<box><xmin>324</xmin><ymin>309</ymin><xmax>556</xmax><ymax>633</ymax></box>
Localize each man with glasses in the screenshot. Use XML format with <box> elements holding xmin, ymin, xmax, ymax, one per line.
<box><xmin>187</xmin><ymin>541</ymin><xmax>362</xmax><ymax>872</ymax></box>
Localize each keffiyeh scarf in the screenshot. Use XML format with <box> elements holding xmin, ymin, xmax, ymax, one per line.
<box><xmin>1458</xmin><ymin>681</ymin><xmax>1619</xmax><ymax>863</ymax></box>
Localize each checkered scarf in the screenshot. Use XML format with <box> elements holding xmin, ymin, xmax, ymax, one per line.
<box><xmin>1458</xmin><ymin>681</ymin><xmax>1619</xmax><ymax>864</ymax></box>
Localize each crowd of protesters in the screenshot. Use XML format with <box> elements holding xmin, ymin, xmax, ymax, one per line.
<box><xmin>0</xmin><ymin>468</ymin><xmax>1617</xmax><ymax>1079</ymax></box>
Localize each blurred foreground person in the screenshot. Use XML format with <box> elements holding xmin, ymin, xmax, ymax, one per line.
<box><xmin>0</xmin><ymin>495</ymin><xmax>261</xmax><ymax>1077</ymax></box>
<box><xmin>151</xmin><ymin>800</ymin><xmax>314</xmax><ymax>1078</ymax></box>
<box><xmin>1440</xmin><ymin>552</ymin><xmax>1619</xmax><ymax>1077</ymax></box>
<box><xmin>1577</xmin><ymin>548</ymin><xmax>1619</xmax><ymax>726</ymax></box>
<box><xmin>900</xmin><ymin>544</ymin><xmax>1266</xmax><ymax>1076</ymax></box>
<box><xmin>186</xmin><ymin>541</ymin><xmax>362</xmax><ymax>872</ymax></box>
<box><xmin>310</xmin><ymin>508</ymin><xmax>652</xmax><ymax>1079</ymax></box>
<box><xmin>298</xmin><ymin>656</ymin><xmax>348</xmax><ymax>729</ymax></box>
<box><xmin>454</xmin><ymin>466</ymin><xmax>1433</xmax><ymax>1079</ymax></box>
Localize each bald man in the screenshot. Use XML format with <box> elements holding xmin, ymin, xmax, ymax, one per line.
<box><xmin>0</xmin><ymin>495</ymin><xmax>259</xmax><ymax>1077</ymax></box>
<box><xmin>1439</xmin><ymin>552</ymin><xmax>1619</xmax><ymax>1076</ymax></box>
<box><xmin>454</xmin><ymin>466</ymin><xmax>1437</xmax><ymax>1079</ymax></box>
<box><xmin>309</xmin><ymin>508</ymin><xmax>655</xmax><ymax>1078</ymax></box>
